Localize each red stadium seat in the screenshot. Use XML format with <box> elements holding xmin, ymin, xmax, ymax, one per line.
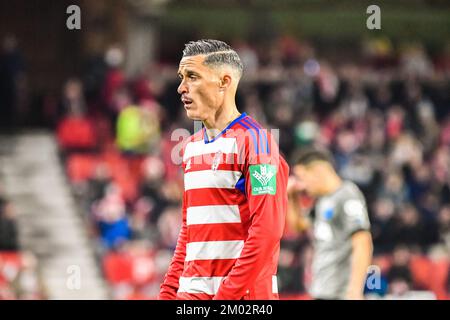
<box><xmin>57</xmin><ymin>115</ymin><xmax>97</xmax><ymax>150</ymax></box>
<box><xmin>66</xmin><ymin>154</ymin><xmax>98</xmax><ymax>183</ymax></box>
<box><xmin>103</xmin><ymin>251</ymin><xmax>156</xmax><ymax>286</ymax></box>
<box><xmin>103</xmin><ymin>252</ymin><xmax>133</xmax><ymax>284</ymax></box>
<box><xmin>410</xmin><ymin>255</ymin><xmax>433</xmax><ymax>290</ymax></box>
<box><xmin>430</xmin><ymin>259</ymin><xmax>450</xmax><ymax>300</ymax></box>
<box><xmin>372</xmin><ymin>255</ymin><xmax>392</xmax><ymax>274</ymax></box>
<box><xmin>0</xmin><ymin>252</ymin><xmax>23</xmax><ymax>288</ymax></box>
<box><xmin>0</xmin><ymin>252</ymin><xmax>22</xmax><ymax>268</ymax></box>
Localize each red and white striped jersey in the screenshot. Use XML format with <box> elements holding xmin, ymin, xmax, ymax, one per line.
<box><xmin>159</xmin><ymin>112</ymin><xmax>289</xmax><ymax>300</ymax></box>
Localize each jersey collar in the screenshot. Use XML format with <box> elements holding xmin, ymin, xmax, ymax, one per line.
<box><xmin>203</xmin><ymin>112</ymin><xmax>247</xmax><ymax>144</ymax></box>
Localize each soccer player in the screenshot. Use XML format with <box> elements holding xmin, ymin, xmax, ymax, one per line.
<box><xmin>159</xmin><ymin>39</ymin><xmax>289</xmax><ymax>300</ymax></box>
<box><xmin>287</xmin><ymin>148</ymin><xmax>373</xmax><ymax>300</ymax></box>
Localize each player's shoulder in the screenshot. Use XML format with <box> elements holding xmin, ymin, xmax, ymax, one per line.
<box><xmin>231</xmin><ymin>113</ymin><xmax>274</xmax><ymax>156</ymax></box>
<box><xmin>233</xmin><ymin>114</ymin><xmax>268</xmax><ymax>132</ymax></box>
<box><xmin>342</xmin><ymin>180</ymin><xmax>363</xmax><ymax>193</ymax></box>
<box><xmin>339</xmin><ymin>180</ymin><xmax>367</xmax><ymax>202</ymax></box>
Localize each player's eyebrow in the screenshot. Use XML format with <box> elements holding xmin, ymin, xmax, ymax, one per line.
<box><xmin>178</xmin><ymin>68</ymin><xmax>200</xmax><ymax>78</ymax></box>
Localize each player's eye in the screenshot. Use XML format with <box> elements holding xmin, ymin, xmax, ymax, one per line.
<box><xmin>189</xmin><ymin>75</ymin><xmax>197</xmax><ymax>80</ymax></box>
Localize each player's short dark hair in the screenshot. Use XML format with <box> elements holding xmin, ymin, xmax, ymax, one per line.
<box><xmin>292</xmin><ymin>147</ymin><xmax>335</xmax><ymax>167</ymax></box>
<box><xmin>182</xmin><ymin>39</ymin><xmax>243</xmax><ymax>77</ymax></box>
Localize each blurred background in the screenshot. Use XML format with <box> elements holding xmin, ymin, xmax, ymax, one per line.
<box><xmin>0</xmin><ymin>0</ymin><xmax>450</xmax><ymax>300</ymax></box>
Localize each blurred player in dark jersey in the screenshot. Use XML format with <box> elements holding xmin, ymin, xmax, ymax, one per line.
<box><xmin>287</xmin><ymin>148</ymin><xmax>373</xmax><ymax>300</ymax></box>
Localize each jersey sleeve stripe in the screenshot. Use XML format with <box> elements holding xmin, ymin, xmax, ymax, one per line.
<box><xmin>239</xmin><ymin>121</ymin><xmax>259</xmax><ymax>155</ymax></box>
<box><xmin>245</xmin><ymin>117</ymin><xmax>270</xmax><ymax>154</ymax></box>
<box><xmin>243</xmin><ymin>118</ymin><xmax>267</xmax><ymax>154</ymax></box>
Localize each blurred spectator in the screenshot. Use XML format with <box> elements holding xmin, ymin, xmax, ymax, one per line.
<box><xmin>377</xmin><ymin>171</ymin><xmax>409</xmax><ymax>209</ymax></box>
<box><xmin>437</xmin><ymin>206</ymin><xmax>450</xmax><ymax>251</ymax></box>
<box><xmin>390</xmin><ymin>203</ymin><xmax>438</xmax><ymax>250</ymax></box>
<box><xmin>340</xmin><ymin>81</ymin><xmax>369</xmax><ymax>120</ymax></box>
<box><xmin>56</xmin><ymin>79</ymin><xmax>97</xmax><ymax>152</ymax></box>
<box><xmin>333</xmin><ymin>129</ymin><xmax>360</xmax><ymax>171</ymax></box>
<box><xmin>277</xmin><ymin>238</ymin><xmax>305</xmax><ymax>294</ymax></box>
<box><xmin>386</xmin><ymin>106</ymin><xmax>405</xmax><ymax>140</ymax></box>
<box><xmin>294</xmin><ymin>117</ymin><xmax>319</xmax><ymax>147</ymax></box>
<box><xmin>371</xmin><ymin>197</ymin><xmax>397</xmax><ymax>253</ymax></box>
<box><xmin>339</xmin><ymin>153</ymin><xmax>374</xmax><ymax>188</ymax></box>
<box><xmin>129</xmin><ymin>197</ymin><xmax>155</xmax><ymax>242</ymax></box>
<box><xmin>92</xmin><ymin>183</ymin><xmax>131</xmax><ymax>250</ymax></box>
<box><xmin>400</xmin><ymin>44</ymin><xmax>433</xmax><ymax>79</ymax></box>
<box><xmin>101</xmin><ymin>45</ymin><xmax>126</xmax><ymax>114</ymax></box>
<box><xmin>59</xmin><ymin>78</ymin><xmax>87</xmax><ymax>117</ymax></box>
<box><xmin>116</xmin><ymin>105</ymin><xmax>159</xmax><ymax>155</ymax></box>
<box><xmin>362</xmin><ymin>37</ymin><xmax>395</xmax><ymax>70</ymax></box>
<box><xmin>0</xmin><ymin>34</ymin><xmax>24</xmax><ymax>129</ymax></box>
<box><xmin>87</xmin><ymin>163</ymin><xmax>113</xmax><ymax>204</ymax></box>
<box><xmin>234</xmin><ymin>40</ymin><xmax>259</xmax><ymax>76</ymax></box>
<box><xmin>389</xmin><ymin>133</ymin><xmax>423</xmax><ymax>168</ymax></box>
<box><xmin>0</xmin><ymin>200</ymin><xmax>19</xmax><ymax>251</ymax></box>
<box><xmin>138</xmin><ymin>156</ymin><xmax>172</xmax><ymax>224</ymax></box>
<box><xmin>11</xmin><ymin>251</ymin><xmax>43</xmax><ymax>299</ymax></box>
<box><xmin>387</xmin><ymin>246</ymin><xmax>413</xmax><ymax>296</ymax></box>
<box><xmin>157</xmin><ymin>205</ymin><xmax>182</xmax><ymax>250</ymax></box>
<box><xmin>0</xmin><ymin>251</ymin><xmax>44</xmax><ymax>299</ymax></box>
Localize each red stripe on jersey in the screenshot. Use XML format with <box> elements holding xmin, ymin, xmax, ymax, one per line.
<box><xmin>188</xmin><ymin>223</ymin><xmax>245</xmax><ymax>242</ymax></box>
<box><xmin>185</xmin><ymin>188</ymin><xmax>244</xmax><ymax>207</ymax></box>
<box><xmin>183</xmin><ymin>259</ymin><xmax>237</xmax><ymax>277</ymax></box>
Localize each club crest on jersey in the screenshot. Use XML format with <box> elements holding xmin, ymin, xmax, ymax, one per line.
<box><xmin>249</xmin><ymin>164</ymin><xmax>277</xmax><ymax>195</ymax></box>
<box><xmin>211</xmin><ymin>151</ymin><xmax>222</xmax><ymax>171</ymax></box>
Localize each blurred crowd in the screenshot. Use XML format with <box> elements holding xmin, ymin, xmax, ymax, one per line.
<box><xmin>2</xmin><ymin>34</ymin><xmax>450</xmax><ymax>299</ymax></box>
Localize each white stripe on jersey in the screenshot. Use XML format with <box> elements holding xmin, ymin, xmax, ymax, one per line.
<box><xmin>187</xmin><ymin>205</ymin><xmax>241</xmax><ymax>225</ymax></box>
<box><xmin>186</xmin><ymin>240</ymin><xmax>244</xmax><ymax>261</ymax></box>
<box><xmin>272</xmin><ymin>275</ymin><xmax>278</xmax><ymax>294</ymax></box>
<box><xmin>183</xmin><ymin>138</ymin><xmax>238</xmax><ymax>162</ymax></box>
<box><xmin>177</xmin><ymin>275</ymin><xmax>279</xmax><ymax>295</ymax></box>
<box><xmin>184</xmin><ymin>170</ymin><xmax>242</xmax><ymax>190</ymax></box>
<box><xmin>178</xmin><ymin>276</ymin><xmax>224</xmax><ymax>295</ymax></box>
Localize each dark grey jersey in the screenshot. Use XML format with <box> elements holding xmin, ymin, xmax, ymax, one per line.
<box><xmin>309</xmin><ymin>180</ymin><xmax>371</xmax><ymax>299</ymax></box>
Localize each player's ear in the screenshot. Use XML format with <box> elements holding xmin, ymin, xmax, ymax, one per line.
<box><xmin>219</xmin><ymin>74</ymin><xmax>232</xmax><ymax>91</ymax></box>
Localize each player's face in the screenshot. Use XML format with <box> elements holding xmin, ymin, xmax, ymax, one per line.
<box><xmin>293</xmin><ymin>164</ymin><xmax>324</xmax><ymax>196</ymax></box>
<box><xmin>177</xmin><ymin>55</ymin><xmax>222</xmax><ymax>121</ymax></box>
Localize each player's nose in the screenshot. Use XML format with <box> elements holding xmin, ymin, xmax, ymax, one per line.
<box><xmin>177</xmin><ymin>81</ymin><xmax>188</xmax><ymax>95</ymax></box>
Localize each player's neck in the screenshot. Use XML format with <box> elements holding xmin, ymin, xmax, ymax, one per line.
<box><xmin>322</xmin><ymin>174</ymin><xmax>343</xmax><ymax>196</ymax></box>
<box><xmin>203</xmin><ymin>103</ymin><xmax>241</xmax><ymax>140</ymax></box>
